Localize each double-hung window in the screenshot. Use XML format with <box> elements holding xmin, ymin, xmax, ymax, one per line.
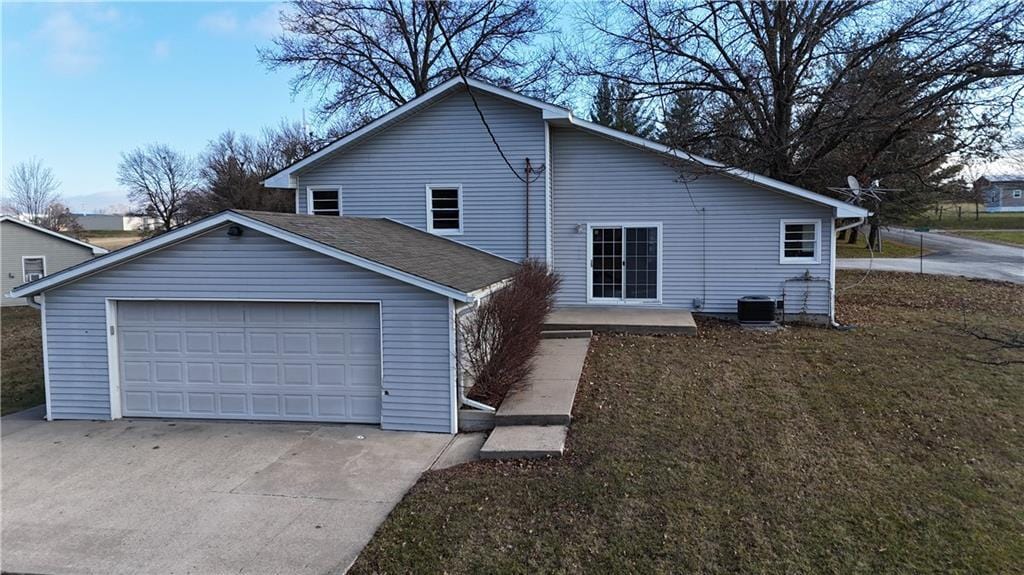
<box><xmin>22</xmin><ymin>256</ymin><xmax>45</xmax><ymax>283</ymax></box>
<box><xmin>426</xmin><ymin>185</ymin><xmax>462</xmax><ymax>234</ymax></box>
<box><xmin>779</xmin><ymin>219</ymin><xmax>820</xmax><ymax>264</ymax></box>
<box><xmin>306</xmin><ymin>187</ymin><xmax>341</xmax><ymax>216</ymax></box>
<box><xmin>1012</xmin><ymin>189</ymin><xmax>1023</xmax><ymax>199</ymax></box>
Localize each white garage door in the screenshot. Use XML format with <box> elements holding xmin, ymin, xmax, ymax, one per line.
<box><xmin>117</xmin><ymin>301</ymin><xmax>382</xmax><ymax>422</ymax></box>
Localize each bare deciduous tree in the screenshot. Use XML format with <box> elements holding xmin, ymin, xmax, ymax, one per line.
<box><xmin>117</xmin><ymin>145</ymin><xmax>199</xmax><ymax>232</ymax></box>
<box><xmin>40</xmin><ymin>202</ymin><xmax>84</xmax><ymax>238</ymax></box>
<box><xmin>579</xmin><ymin>0</ymin><xmax>1024</xmax><ymax>188</ymax></box>
<box><xmin>262</xmin><ymin>0</ymin><xmax>557</xmax><ymax>126</ymax></box>
<box><xmin>4</xmin><ymin>158</ymin><xmax>61</xmax><ymax>224</ymax></box>
<box><xmin>184</xmin><ymin>121</ymin><xmax>326</xmax><ymax>219</ymax></box>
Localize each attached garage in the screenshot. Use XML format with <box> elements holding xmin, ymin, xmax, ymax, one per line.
<box><xmin>9</xmin><ymin>210</ymin><xmax>517</xmax><ymax>433</ymax></box>
<box><xmin>117</xmin><ymin>301</ymin><xmax>382</xmax><ymax>423</ymax></box>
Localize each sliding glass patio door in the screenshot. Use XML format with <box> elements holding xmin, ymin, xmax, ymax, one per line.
<box><xmin>589</xmin><ymin>224</ymin><xmax>660</xmax><ymax>303</ymax></box>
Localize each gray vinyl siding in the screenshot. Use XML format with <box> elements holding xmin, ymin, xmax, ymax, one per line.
<box><xmin>295</xmin><ymin>88</ymin><xmax>547</xmax><ymax>261</ymax></box>
<box><xmin>1</xmin><ymin>221</ymin><xmax>96</xmax><ymax>307</ymax></box>
<box><xmin>42</xmin><ymin>226</ymin><xmax>454</xmax><ymax>432</ymax></box>
<box><xmin>551</xmin><ymin>127</ymin><xmax>834</xmax><ymax>316</ymax></box>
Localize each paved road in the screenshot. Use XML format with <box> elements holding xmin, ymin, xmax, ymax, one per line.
<box><xmin>838</xmin><ymin>227</ymin><xmax>1024</xmax><ymax>284</ymax></box>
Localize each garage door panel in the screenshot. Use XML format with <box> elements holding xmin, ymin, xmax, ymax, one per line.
<box><xmin>118</xmin><ymin>301</ymin><xmax>381</xmax><ymax>422</ymax></box>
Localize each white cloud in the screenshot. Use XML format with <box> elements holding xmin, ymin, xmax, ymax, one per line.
<box><xmin>246</xmin><ymin>3</ymin><xmax>285</xmax><ymax>38</ymax></box>
<box><xmin>38</xmin><ymin>10</ymin><xmax>100</xmax><ymax>74</ymax></box>
<box><xmin>198</xmin><ymin>4</ymin><xmax>284</xmax><ymax>38</ymax></box>
<box><xmin>153</xmin><ymin>39</ymin><xmax>171</xmax><ymax>59</ymax></box>
<box><xmin>199</xmin><ymin>10</ymin><xmax>239</xmax><ymax>34</ymax></box>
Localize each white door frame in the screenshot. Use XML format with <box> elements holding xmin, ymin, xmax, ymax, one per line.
<box><xmin>104</xmin><ymin>297</ymin><xmax>385</xmax><ymax>423</ymax></box>
<box><xmin>585</xmin><ymin>222</ymin><xmax>663</xmax><ymax>305</ymax></box>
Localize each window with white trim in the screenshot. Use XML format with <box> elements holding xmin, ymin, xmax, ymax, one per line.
<box><xmin>22</xmin><ymin>257</ymin><xmax>45</xmax><ymax>282</ymax></box>
<box><xmin>780</xmin><ymin>219</ymin><xmax>820</xmax><ymax>264</ymax></box>
<box><xmin>427</xmin><ymin>185</ymin><xmax>462</xmax><ymax>234</ymax></box>
<box><xmin>1012</xmin><ymin>189</ymin><xmax>1022</xmax><ymax>199</ymax></box>
<box><xmin>306</xmin><ymin>187</ymin><xmax>341</xmax><ymax>215</ymax></box>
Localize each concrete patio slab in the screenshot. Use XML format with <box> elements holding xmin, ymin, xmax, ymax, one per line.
<box><xmin>545</xmin><ymin>307</ymin><xmax>697</xmax><ymax>334</ymax></box>
<box><xmin>480</xmin><ymin>425</ymin><xmax>568</xmax><ymax>460</ymax></box>
<box><xmin>496</xmin><ymin>337</ymin><xmax>590</xmax><ymax>426</ymax></box>
<box><xmin>1</xmin><ymin>418</ymin><xmax>449</xmax><ymax>575</ymax></box>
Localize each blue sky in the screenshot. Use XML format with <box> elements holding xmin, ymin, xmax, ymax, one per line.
<box><xmin>3</xmin><ymin>1</ymin><xmax>306</xmax><ymax>211</ymax></box>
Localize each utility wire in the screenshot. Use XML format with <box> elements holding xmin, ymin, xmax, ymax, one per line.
<box><xmin>427</xmin><ymin>1</ymin><xmax>541</xmax><ymax>184</ymax></box>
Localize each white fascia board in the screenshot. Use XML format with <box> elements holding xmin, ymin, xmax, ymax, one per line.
<box><xmin>563</xmin><ymin>118</ymin><xmax>869</xmax><ymax>217</ymax></box>
<box><xmin>0</xmin><ymin>216</ymin><xmax>109</xmax><ymax>254</ymax></box>
<box><xmin>10</xmin><ymin>211</ymin><xmax>475</xmax><ymax>303</ymax></box>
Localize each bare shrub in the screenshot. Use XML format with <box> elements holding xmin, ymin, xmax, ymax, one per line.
<box><xmin>460</xmin><ymin>260</ymin><xmax>561</xmax><ymax>405</ymax></box>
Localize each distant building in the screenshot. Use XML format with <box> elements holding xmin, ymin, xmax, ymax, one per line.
<box><xmin>1</xmin><ymin>216</ymin><xmax>107</xmax><ymax>307</ymax></box>
<box><xmin>73</xmin><ymin>213</ymin><xmax>156</xmax><ymax>231</ymax></box>
<box><xmin>974</xmin><ymin>176</ymin><xmax>1024</xmax><ymax>213</ymax></box>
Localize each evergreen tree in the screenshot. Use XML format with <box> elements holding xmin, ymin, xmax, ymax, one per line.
<box><xmin>659</xmin><ymin>91</ymin><xmax>701</xmax><ymax>148</ymax></box>
<box><xmin>590</xmin><ymin>78</ymin><xmax>653</xmax><ymax>137</ymax></box>
<box><xmin>591</xmin><ymin>77</ymin><xmax>615</xmax><ymax>127</ymax></box>
<box><xmin>613</xmin><ymin>81</ymin><xmax>654</xmax><ymax>137</ymax></box>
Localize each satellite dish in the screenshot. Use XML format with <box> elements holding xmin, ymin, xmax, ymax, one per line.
<box><xmin>847</xmin><ymin>175</ymin><xmax>861</xmax><ymax>193</ymax></box>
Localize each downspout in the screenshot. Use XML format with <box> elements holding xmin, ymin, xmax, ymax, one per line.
<box><xmin>453</xmin><ymin>302</ymin><xmax>497</xmax><ymax>414</ymax></box>
<box><xmin>460</xmin><ymin>389</ymin><xmax>496</xmax><ymax>413</ymax></box>
<box><xmin>24</xmin><ymin>294</ymin><xmax>41</xmax><ymax>310</ymax></box>
<box><xmin>525</xmin><ymin>158</ymin><xmax>531</xmax><ymax>259</ymax></box>
<box><xmin>835</xmin><ymin>217</ymin><xmax>865</xmax><ymax>234</ymax></box>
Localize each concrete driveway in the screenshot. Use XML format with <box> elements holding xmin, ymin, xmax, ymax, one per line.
<box><xmin>1</xmin><ymin>408</ymin><xmax>450</xmax><ymax>575</ymax></box>
<box><xmin>838</xmin><ymin>227</ymin><xmax>1024</xmax><ymax>284</ymax></box>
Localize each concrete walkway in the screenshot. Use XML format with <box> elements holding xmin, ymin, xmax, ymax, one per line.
<box><xmin>1</xmin><ymin>414</ymin><xmax>449</xmax><ymax>575</ymax></box>
<box><xmin>838</xmin><ymin>227</ymin><xmax>1023</xmax><ymax>284</ymax></box>
<box><xmin>481</xmin><ymin>336</ymin><xmax>590</xmax><ymax>460</ymax></box>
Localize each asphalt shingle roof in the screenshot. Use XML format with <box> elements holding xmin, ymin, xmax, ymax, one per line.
<box><xmin>233</xmin><ymin>210</ymin><xmax>519</xmax><ymax>294</ymax></box>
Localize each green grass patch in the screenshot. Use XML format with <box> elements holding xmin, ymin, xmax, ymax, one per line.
<box><xmin>906</xmin><ymin>206</ymin><xmax>1024</xmax><ymax>230</ymax></box>
<box><xmin>351</xmin><ymin>271</ymin><xmax>1024</xmax><ymax>574</ymax></box>
<box><xmin>82</xmin><ymin>229</ymin><xmax>144</xmax><ymax>238</ymax></box>
<box><xmin>836</xmin><ymin>237</ymin><xmax>928</xmax><ymax>258</ymax></box>
<box><xmin>949</xmin><ymin>230</ymin><xmax>1024</xmax><ymax>246</ymax></box>
<box><xmin>1</xmin><ymin>307</ymin><xmax>44</xmax><ymax>415</ymax></box>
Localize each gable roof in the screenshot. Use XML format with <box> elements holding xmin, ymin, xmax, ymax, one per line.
<box><xmin>233</xmin><ymin>210</ymin><xmax>519</xmax><ymax>293</ymax></box>
<box><xmin>263</xmin><ymin>77</ymin><xmax>868</xmax><ymax>219</ymax></box>
<box><xmin>8</xmin><ymin>210</ymin><xmax>518</xmax><ymax>302</ymax></box>
<box><xmin>0</xmin><ymin>216</ymin><xmax>108</xmax><ymax>255</ymax></box>
<box><xmin>263</xmin><ymin>77</ymin><xmax>571</xmax><ymax>188</ymax></box>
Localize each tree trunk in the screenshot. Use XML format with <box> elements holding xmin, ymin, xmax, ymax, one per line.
<box><xmin>847</xmin><ymin>226</ymin><xmax>859</xmax><ymax>244</ymax></box>
<box><xmin>837</xmin><ymin>229</ymin><xmax>847</xmax><ymax>241</ymax></box>
<box><xmin>868</xmin><ymin>223</ymin><xmax>882</xmax><ymax>252</ymax></box>
<box><xmin>957</xmin><ymin>205</ymin><xmax>962</xmax><ymax>220</ymax></box>
<box><xmin>975</xmin><ymin>202</ymin><xmax>980</xmax><ymax>220</ymax></box>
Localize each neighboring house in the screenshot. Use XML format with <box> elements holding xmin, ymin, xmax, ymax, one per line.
<box><xmin>974</xmin><ymin>176</ymin><xmax>1024</xmax><ymax>212</ymax></box>
<box><xmin>74</xmin><ymin>213</ymin><xmax>157</xmax><ymax>231</ymax></box>
<box><xmin>1</xmin><ymin>216</ymin><xmax>107</xmax><ymax>307</ymax></box>
<box><xmin>10</xmin><ymin>78</ymin><xmax>868</xmax><ymax>433</ymax></box>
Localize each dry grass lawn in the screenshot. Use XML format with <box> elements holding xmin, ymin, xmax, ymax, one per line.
<box><xmin>351</xmin><ymin>271</ymin><xmax>1024</xmax><ymax>574</ymax></box>
<box><xmin>1</xmin><ymin>307</ymin><xmax>44</xmax><ymax>415</ymax></box>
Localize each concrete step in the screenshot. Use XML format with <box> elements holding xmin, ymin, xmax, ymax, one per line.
<box><xmin>479</xmin><ymin>425</ymin><xmax>568</xmax><ymax>460</ymax></box>
<box><xmin>541</xmin><ymin>329</ymin><xmax>593</xmax><ymax>339</ymax></box>
<box><xmin>494</xmin><ymin>338</ymin><xmax>589</xmax><ymax>427</ymax></box>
